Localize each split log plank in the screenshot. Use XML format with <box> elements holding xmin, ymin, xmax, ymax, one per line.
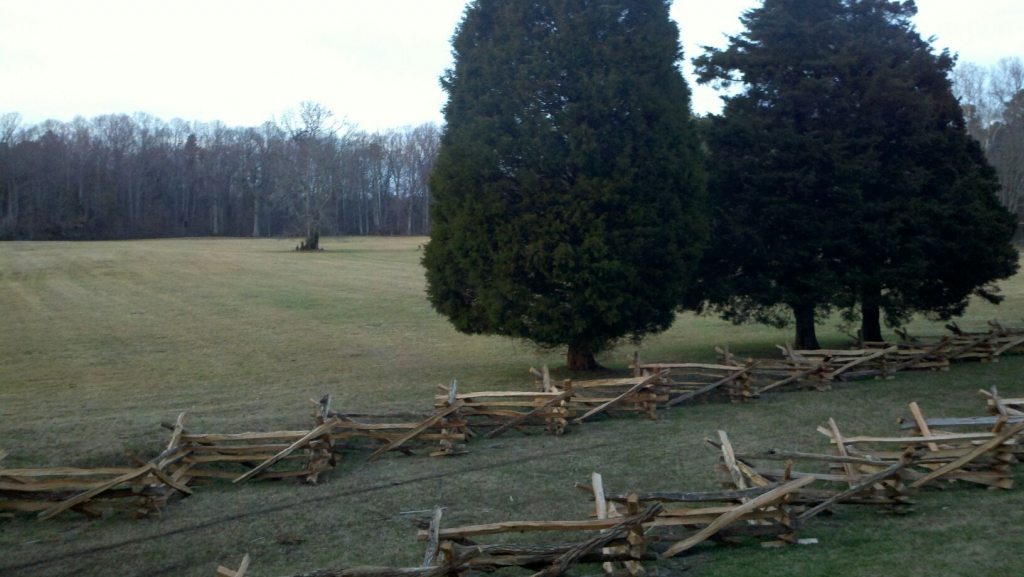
<box><xmin>908</xmin><ymin>403</ymin><xmax>939</xmax><ymax>452</ymax></box>
<box><xmin>216</xmin><ymin>553</ymin><xmax>251</xmax><ymax>577</ymax></box>
<box><xmin>735</xmin><ymin>450</ymin><xmax>884</xmax><ymax>466</ymax></box>
<box><xmin>717</xmin><ymin>431</ymin><xmax>747</xmax><ymax>491</ymax></box>
<box><xmin>944</xmin><ymin>333</ymin><xmax>997</xmax><ymax>359</ymax></box>
<box><xmin>421</xmin><ymin>506</ymin><xmax>443</xmax><ymax>567</ymax></box>
<box><xmin>666</xmin><ymin>363</ymin><xmax>759</xmax><ymax>408</ymax></box>
<box><xmin>531</xmin><ymin>502</ymin><xmax>663</xmax><ymax>577</ymax></box>
<box><xmin>661</xmin><ymin>476</ymin><xmax>815</xmax><ymax>558</ymax></box>
<box><xmin>756</xmin><ymin>365</ymin><xmax>825</xmax><ymax>395</ymax></box>
<box><xmin>167</xmin><ymin>412</ymin><xmax>187</xmax><ymax>451</ymax></box>
<box><xmin>182</xmin><ymin>431</ymin><xmax>318</xmax><ymax>443</ymax></box>
<box><xmin>909</xmin><ymin>423</ymin><xmax>1024</xmax><ymax>488</ymax></box>
<box><xmin>890</xmin><ymin>337</ymin><xmax>951</xmax><ymax>371</ymax></box>
<box><xmin>1</xmin><ymin>478</ymin><xmax>160</xmax><ymax>492</ymax></box>
<box><xmin>798</xmin><ymin>452</ymin><xmax>916</xmax><ymax>521</ymax></box>
<box><xmin>447</xmin><ymin>392</ymin><xmax>567</xmax><ymax>399</ymax></box>
<box><xmin>602</xmin><ymin>484</ymin><xmax>784</xmax><ymax>504</ymax></box>
<box><xmin>823</xmin><ymin>347</ymin><xmax>895</xmax><ymax>380</ymax></box>
<box><xmin>828</xmin><ymin>419</ymin><xmax>856</xmax><ymax>487</ymax></box>
<box><xmin>484</xmin><ymin>389</ymin><xmax>576</xmax><ymax>439</ymax></box>
<box><xmin>990</xmin><ymin>386</ymin><xmax>1009</xmax><ymax>417</ymax></box>
<box><xmin>366</xmin><ymin>402</ymin><xmax>465</xmax><ymax>462</ymax></box>
<box><xmin>416</xmin><ymin>519</ymin><xmax>631</xmax><ymax>540</ymax></box>
<box><xmin>993</xmin><ymin>334</ymin><xmax>1024</xmax><ymax>356</ymax></box>
<box><xmin>38</xmin><ymin>464</ymin><xmax>155</xmax><ymax>520</ymax></box>
<box><xmin>568</xmin><ymin>377</ymin><xmax>650</xmax><ymax>388</ymax></box>
<box><xmin>417</xmin><ymin>512</ymin><xmax>782</xmax><ymax>540</ymax></box>
<box><xmin>589</xmin><ymin>473</ymin><xmax>619</xmax><ymax>574</ymax></box>
<box><xmin>637</xmin><ymin>363</ymin><xmax>747</xmax><ymax>371</ymax></box>
<box><xmin>331</xmin><ymin>422</ymin><xmax>469</xmax><ymax>431</ymax></box>
<box><xmin>233</xmin><ymin>418</ymin><xmax>341</xmax><ymax>483</ymax></box>
<box><xmin>898</xmin><ymin>416</ymin><xmax>1024</xmax><ymax>429</ymax></box>
<box><xmin>979</xmin><ymin>389</ymin><xmax>1024</xmax><ymax>417</ymax></box>
<box><xmin>821</xmin><ymin>431</ymin><xmax>1000</xmax><ymax>445</ymax></box>
<box><xmin>0</xmin><ymin>467</ymin><xmax>141</xmax><ymax>477</ymax></box>
<box><xmin>572</xmin><ymin>371</ymin><xmax>668</xmax><ymax>425</ymax></box>
<box><xmin>150</xmin><ymin>466</ymin><xmax>193</xmax><ymax>495</ymax></box>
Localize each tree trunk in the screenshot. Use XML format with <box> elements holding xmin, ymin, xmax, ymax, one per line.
<box><xmin>252</xmin><ymin>194</ymin><xmax>260</xmax><ymax>237</ymax></box>
<box><xmin>859</xmin><ymin>282</ymin><xmax>884</xmax><ymax>343</ymax></box>
<box><xmin>792</xmin><ymin>303</ymin><xmax>820</xmax><ymax>350</ymax></box>
<box><xmin>860</xmin><ymin>302</ymin><xmax>883</xmax><ymax>344</ymax></box>
<box><xmin>423</xmin><ymin>190</ymin><xmax>430</xmax><ymax>235</ymax></box>
<box><xmin>305</xmin><ymin>229</ymin><xmax>320</xmax><ymax>251</ymax></box>
<box><xmin>567</xmin><ymin>343</ymin><xmax>600</xmax><ymax>371</ymax></box>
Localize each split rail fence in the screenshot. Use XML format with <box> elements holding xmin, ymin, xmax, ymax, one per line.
<box><xmin>1</xmin><ymin>321</ymin><xmax>1021</xmax><ymax>525</ymax></box>
<box><xmin>284</xmin><ymin>386</ymin><xmax>1024</xmax><ymax>575</ymax></box>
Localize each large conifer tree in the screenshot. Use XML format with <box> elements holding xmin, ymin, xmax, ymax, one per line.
<box><xmin>693</xmin><ymin>0</ymin><xmax>1018</xmax><ymax>348</ymax></box>
<box><xmin>423</xmin><ymin>0</ymin><xmax>706</xmax><ymax>370</ymax></box>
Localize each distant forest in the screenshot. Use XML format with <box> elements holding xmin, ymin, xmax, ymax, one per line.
<box><xmin>955</xmin><ymin>58</ymin><xmax>1024</xmax><ymax>223</ymax></box>
<box><xmin>0</xmin><ymin>58</ymin><xmax>1021</xmax><ymax>242</ymax></box>
<box><xmin>0</xmin><ymin>102</ymin><xmax>439</xmax><ymax>240</ymax></box>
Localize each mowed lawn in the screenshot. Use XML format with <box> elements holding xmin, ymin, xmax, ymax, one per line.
<box><xmin>0</xmin><ymin>237</ymin><xmax>1022</xmax><ymax>577</ymax></box>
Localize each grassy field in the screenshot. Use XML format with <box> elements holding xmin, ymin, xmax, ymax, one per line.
<box><xmin>1</xmin><ymin>237</ymin><xmax>1022</xmax><ymax>577</ymax></box>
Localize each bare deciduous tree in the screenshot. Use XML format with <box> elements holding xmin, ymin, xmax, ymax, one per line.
<box><xmin>0</xmin><ymin>107</ymin><xmax>440</xmax><ymax>241</ymax></box>
<box><xmin>954</xmin><ymin>57</ymin><xmax>1024</xmax><ymax>221</ymax></box>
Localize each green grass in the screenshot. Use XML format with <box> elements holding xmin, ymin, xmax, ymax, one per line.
<box><xmin>0</xmin><ymin>237</ymin><xmax>1022</xmax><ymax>576</ymax></box>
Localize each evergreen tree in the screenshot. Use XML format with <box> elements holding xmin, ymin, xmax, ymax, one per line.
<box><xmin>838</xmin><ymin>1</ymin><xmax>1018</xmax><ymax>341</ymax></box>
<box><xmin>423</xmin><ymin>0</ymin><xmax>706</xmax><ymax>370</ymax></box>
<box><xmin>693</xmin><ymin>0</ymin><xmax>1018</xmax><ymax>348</ymax></box>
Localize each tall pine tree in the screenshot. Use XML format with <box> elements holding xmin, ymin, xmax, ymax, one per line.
<box><xmin>838</xmin><ymin>0</ymin><xmax>1018</xmax><ymax>340</ymax></box>
<box><xmin>423</xmin><ymin>0</ymin><xmax>706</xmax><ymax>370</ymax></box>
<box><xmin>693</xmin><ymin>0</ymin><xmax>1018</xmax><ymax>348</ymax></box>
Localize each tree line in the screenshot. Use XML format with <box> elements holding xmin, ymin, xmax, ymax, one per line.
<box><xmin>953</xmin><ymin>57</ymin><xmax>1024</xmax><ymax>222</ymax></box>
<box><xmin>0</xmin><ymin>103</ymin><xmax>440</xmax><ymax>242</ymax></box>
<box><xmin>1</xmin><ymin>61</ymin><xmax>1020</xmax><ymax>248</ymax></box>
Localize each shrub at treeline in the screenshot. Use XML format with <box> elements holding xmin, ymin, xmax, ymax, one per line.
<box><xmin>1</xmin><ymin>1</ymin><xmax>1020</xmax><ymax>365</ymax></box>
<box><xmin>423</xmin><ymin>0</ymin><xmax>1019</xmax><ymax>367</ymax></box>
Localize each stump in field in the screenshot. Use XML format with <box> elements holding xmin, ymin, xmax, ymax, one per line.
<box><xmin>296</xmin><ymin>230</ymin><xmax>320</xmax><ymax>251</ymax></box>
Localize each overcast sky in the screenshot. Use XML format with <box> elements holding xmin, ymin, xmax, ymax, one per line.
<box><xmin>1</xmin><ymin>1</ymin><xmax>1021</xmax><ymax>131</ymax></box>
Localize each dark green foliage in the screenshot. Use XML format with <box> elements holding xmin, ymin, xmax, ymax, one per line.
<box><xmin>693</xmin><ymin>0</ymin><xmax>1019</xmax><ymax>347</ymax></box>
<box><xmin>423</xmin><ymin>0</ymin><xmax>707</xmax><ymax>369</ymax></box>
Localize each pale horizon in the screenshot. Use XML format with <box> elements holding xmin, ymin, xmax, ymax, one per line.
<box><xmin>1</xmin><ymin>0</ymin><xmax>1021</xmax><ymax>131</ymax></box>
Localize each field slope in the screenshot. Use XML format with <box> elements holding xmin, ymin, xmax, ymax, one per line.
<box><xmin>0</xmin><ymin>237</ymin><xmax>1022</xmax><ymax>576</ymax></box>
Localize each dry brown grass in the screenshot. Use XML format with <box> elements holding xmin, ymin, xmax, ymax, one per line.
<box><xmin>0</xmin><ymin>237</ymin><xmax>1022</xmax><ymax>576</ymax></box>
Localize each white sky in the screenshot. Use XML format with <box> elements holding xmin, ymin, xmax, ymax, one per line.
<box><xmin>1</xmin><ymin>0</ymin><xmax>1021</xmax><ymax>131</ymax></box>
